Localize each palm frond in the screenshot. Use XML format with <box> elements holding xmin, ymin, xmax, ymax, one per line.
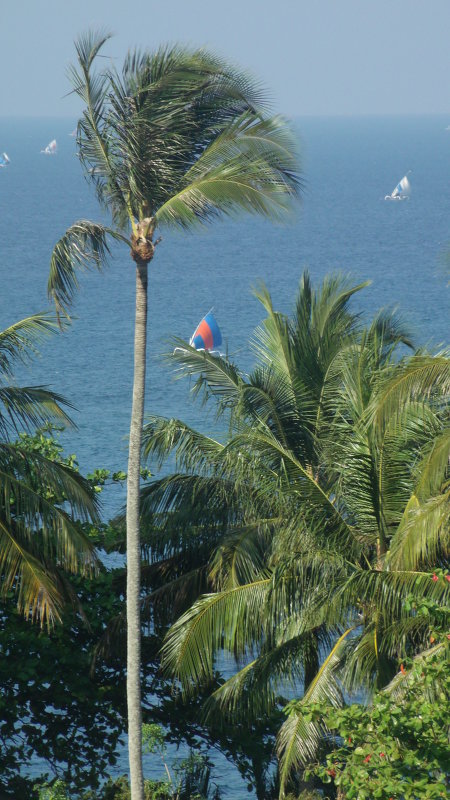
<box><xmin>0</xmin><ymin>443</ymin><xmax>99</xmax><ymax>570</ymax></box>
<box><xmin>412</xmin><ymin>426</ymin><xmax>450</xmax><ymax>501</ymax></box>
<box><xmin>0</xmin><ymin>519</ymin><xmax>64</xmax><ymax>627</ymax></box>
<box><xmin>161</xmin><ymin>578</ymin><xmax>271</xmax><ymax>693</ymax></box>
<box><xmin>48</xmin><ymin>220</ymin><xmax>128</xmax><ymax>319</ymax></box>
<box><xmin>277</xmin><ymin>628</ymin><xmax>353</xmax><ymax>796</ymax></box>
<box><xmin>387</xmin><ymin>491</ymin><xmax>450</xmax><ymax>570</ymax></box>
<box><xmin>168</xmin><ymin>341</ymin><xmax>245</xmax><ymax>415</ymax></box>
<box><xmin>142</xmin><ymin>415</ymin><xmax>224</xmax><ymax>473</ymax></box>
<box><xmin>336</xmin><ymin>567</ymin><xmax>450</xmax><ymax>625</ymax></box>
<box><xmin>204</xmin><ymin>629</ymin><xmax>331</xmax><ymax>725</ymax></box>
<box><xmin>208</xmin><ymin>520</ymin><xmax>272</xmax><ymax>589</ymax></box>
<box><xmin>0</xmin><ymin>386</ymin><xmax>74</xmax><ymax>439</ymax></box>
<box><xmin>0</xmin><ymin>313</ymin><xmax>65</xmax><ymax>376</ymax></box>
<box><xmin>153</xmin><ymin>113</ymin><xmax>299</xmax><ymax>228</ymax></box>
<box><xmin>373</xmin><ymin>352</ymin><xmax>450</xmax><ymax>427</ymax></box>
<box><xmin>383</xmin><ymin>642</ymin><xmax>447</xmax><ymax>700</ymax></box>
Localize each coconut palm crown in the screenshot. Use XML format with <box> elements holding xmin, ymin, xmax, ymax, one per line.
<box><xmin>47</xmin><ymin>31</ymin><xmax>301</xmax><ymax>800</ymax></box>
<box><xmin>48</xmin><ymin>32</ymin><xmax>300</xmax><ymax>316</ymax></box>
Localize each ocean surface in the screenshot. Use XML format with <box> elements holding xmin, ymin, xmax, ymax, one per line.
<box><xmin>0</xmin><ymin>115</ymin><xmax>449</xmax><ymax>793</ymax></box>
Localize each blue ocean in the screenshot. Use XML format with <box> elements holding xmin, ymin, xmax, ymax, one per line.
<box><xmin>0</xmin><ymin>115</ymin><xmax>449</xmax><ymax>793</ymax></box>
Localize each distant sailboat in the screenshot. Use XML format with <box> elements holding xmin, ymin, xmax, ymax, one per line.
<box><xmin>41</xmin><ymin>139</ymin><xmax>57</xmax><ymax>155</ymax></box>
<box><xmin>385</xmin><ymin>171</ymin><xmax>411</xmax><ymax>201</ymax></box>
<box><xmin>174</xmin><ymin>311</ymin><xmax>224</xmax><ymax>357</ymax></box>
<box><xmin>68</xmin><ymin>129</ymin><xmax>77</xmax><ymax>137</ymax></box>
<box><xmin>0</xmin><ymin>152</ymin><xmax>10</xmax><ymax>167</ymax></box>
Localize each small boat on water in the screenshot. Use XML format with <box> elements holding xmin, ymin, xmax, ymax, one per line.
<box><xmin>385</xmin><ymin>172</ymin><xmax>411</xmax><ymax>201</ymax></box>
<box><xmin>174</xmin><ymin>311</ymin><xmax>224</xmax><ymax>357</ymax></box>
<box><xmin>0</xmin><ymin>152</ymin><xmax>10</xmax><ymax>167</ymax></box>
<box><xmin>68</xmin><ymin>129</ymin><xmax>77</xmax><ymax>137</ymax></box>
<box><xmin>41</xmin><ymin>139</ymin><xmax>57</xmax><ymax>155</ymax></box>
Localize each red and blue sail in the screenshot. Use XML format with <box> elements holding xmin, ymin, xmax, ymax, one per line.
<box><xmin>190</xmin><ymin>312</ymin><xmax>222</xmax><ymax>351</ymax></box>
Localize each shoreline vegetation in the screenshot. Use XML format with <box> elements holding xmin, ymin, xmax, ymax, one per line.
<box><xmin>0</xmin><ymin>32</ymin><xmax>448</xmax><ymax>800</ymax></box>
<box><xmin>1</xmin><ymin>272</ymin><xmax>448</xmax><ymax>799</ymax></box>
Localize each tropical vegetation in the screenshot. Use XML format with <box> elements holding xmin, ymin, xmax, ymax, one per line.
<box><xmin>0</xmin><ymin>28</ymin><xmax>448</xmax><ymax>800</ymax></box>
<box><xmin>134</xmin><ymin>271</ymin><xmax>450</xmax><ymax>797</ymax></box>
<box><xmin>0</xmin><ymin>314</ymin><xmax>98</xmax><ymax>628</ymax></box>
<box><xmin>47</xmin><ymin>31</ymin><xmax>300</xmax><ymax>799</ymax></box>
<box><xmin>0</xmin><ymin>272</ymin><xmax>448</xmax><ymax>798</ymax></box>
<box><xmin>306</xmin><ymin>645</ymin><xmax>449</xmax><ymax>798</ymax></box>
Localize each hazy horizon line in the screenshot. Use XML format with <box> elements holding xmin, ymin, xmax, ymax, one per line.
<box><xmin>1</xmin><ymin>111</ymin><xmax>449</xmax><ymax>121</ymax></box>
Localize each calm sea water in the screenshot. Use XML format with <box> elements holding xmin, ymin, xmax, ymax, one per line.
<box><xmin>0</xmin><ymin>115</ymin><xmax>449</xmax><ymax>793</ymax></box>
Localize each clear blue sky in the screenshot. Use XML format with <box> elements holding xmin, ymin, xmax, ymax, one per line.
<box><xmin>2</xmin><ymin>0</ymin><xmax>449</xmax><ymax>117</ymax></box>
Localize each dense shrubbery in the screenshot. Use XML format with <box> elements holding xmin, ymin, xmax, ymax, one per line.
<box><xmin>305</xmin><ymin>648</ymin><xmax>449</xmax><ymax>799</ymax></box>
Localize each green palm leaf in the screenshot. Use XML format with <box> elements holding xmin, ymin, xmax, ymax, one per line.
<box><xmin>154</xmin><ymin>113</ymin><xmax>299</xmax><ymax>228</ymax></box>
<box><xmin>161</xmin><ymin>578</ymin><xmax>271</xmax><ymax>692</ymax></box>
<box><xmin>277</xmin><ymin>628</ymin><xmax>354</xmax><ymax>797</ymax></box>
<box><xmin>48</xmin><ymin>220</ymin><xmax>128</xmax><ymax>319</ymax></box>
<box><xmin>0</xmin><ymin>386</ymin><xmax>74</xmax><ymax>439</ymax></box>
<box><xmin>0</xmin><ymin>519</ymin><xmax>64</xmax><ymax>627</ymax></box>
<box><xmin>0</xmin><ymin>313</ymin><xmax>64</xmax><ymax>375</ymax></box>
<box><xmin>387</xmin><ymin>491</ymin><xmax>449</xmax><ymax>570</ymax></box>
<box><xmin>373</xmin><ymin>352</ymin><xmax>450</xmax><ymax>427</ymax></box>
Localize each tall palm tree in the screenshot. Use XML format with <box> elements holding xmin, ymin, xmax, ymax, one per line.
<box><xmin>0</xmin><ymin>313</ymin><xmax>99</xmax><ymax>627</ymax></box>
<box><xmin>137</xmin><ymin>274</ymin><xmax>449</xmax><ymax>797</ymax></box>
<box><xmin>47</xmin><ymin>31</ymin><xmax>300</xmax><ymax>798</ymax></box>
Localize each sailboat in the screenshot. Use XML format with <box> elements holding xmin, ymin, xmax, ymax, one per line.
<box><xmin>0</xmin><ymin>152</ymin><xmax>10</xmax><ymax>167</ymax></box>
<box><xmin>174</xmin><ymin>311</ymin><xmax>224</xmax><ymax>357</ymax></box>
<box><xmin>68</xmin><ymin>129</ymin><xmax>77</xmax><ymax>137</ymax></box>
<box><xmin>41</xmin><ymin>139</ymin><xmax>57</xmax><ymax>155</ymax></box>
<box><xmin>385</xmin><ymin>171</ymin><xmax>411</xmax><ymax>201</ymax></box>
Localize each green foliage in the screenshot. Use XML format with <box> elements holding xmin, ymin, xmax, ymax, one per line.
<box><xmin>93</xmin><ymin>775</ymin><xmax>171</xmax><ymax>799</ymax></box>
<box><xmin>0</xmin><ymin>569</ymin><xmax>126</xmax><ymax>795</ymax></box>
<box><xmin>306</xmin><ymin>651</ymin><xmax>450</xmax><ymax>799</ymax></box>
<box><xmin>48</xmin><ymin>32</ymin><xmax>300</xmax><ymax>319</ymax></box>
<box><xmin>1</xmin><ymin>425</ymin><xmax>274</xmax><ymax>797</ymax></box>
<box><xmin>35</xmin><ymin>776</ymin><xmax>172</xmax><ymax>800</ymax></box>
<box><xmin>33</xmin><ymin>752</ymin><xmax>223</xmax><ymax>800</ymax></box>
<box><xmin>142</xmin><ymin>723</ymin><xmax>167</xmax><ymax>757</ymax></box>
<box><xmin>132</xmin><ymin>271</ymin><xmax>449</xmax><ymax>794</ymax></box>
<box><xmin>36</xmin><ymin>780</ymin><xmax>70</xmax><ymax>800</ymax></box>
<box><xmin>0</xmin><ymin>329</ymin><xmax>99</xmax><ymax>627</ymax></box>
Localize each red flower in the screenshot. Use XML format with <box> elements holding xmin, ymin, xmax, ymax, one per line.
<box><xmin>445</xmin><ymin>574</ymin><xmax>450</xmax><ymax>582</ymax></box>
<box><xmin>363</xmin><ymin>754</ymin><xmax>372</xmax><ymax>763</ymax></box>
<box><xmin>327</xmin><ymin>767</ymin><xmax>336</xmax><ymax>778</ymax></box>
<box><xmin>432</xmin><ymin>574</ymin><xmax>438</xmax><ymax>582</ymax></box>
<box><xmin>348</xmin><ymin>736</ymin><xmax>352</xmax><ymax>744</ymax></box>
<box><xmin>379</xmin><ymin>752</ymin><xmax>385</xmax><ymax>758</ymax></box>
<box><xmin>400</xmin><ymin>664</ymin><xmax>406</xmax><ymax>674</ymax></box>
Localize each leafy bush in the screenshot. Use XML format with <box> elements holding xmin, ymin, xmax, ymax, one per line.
<box><xmin>306</xmin><ymin>648</ymin><xmax>450</xmax><ymax>799</ymax></box>
<box><xmin>97</xmin><ymin>776</ymin><xmax>171</xmax><ymax>799</ymax></box>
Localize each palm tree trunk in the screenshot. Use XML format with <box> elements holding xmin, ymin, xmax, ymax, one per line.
<box><xmin>126</xmin><ymin>259</ymin><xmax>148</xmax><ymax>800</ymax></box>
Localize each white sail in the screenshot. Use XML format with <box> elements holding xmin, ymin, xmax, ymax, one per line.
<box><xmin>385</xmin><ymin>172</ymin><xmax>411</xmax><ymax>200</ymax></box>
<box><xmin>0</xmin><ymin>152</ymin><xmax>10</xmax><ymax>167</ymax></box>
<box><xmin>41</xmin><ymin>139</ymin><xmax>57</xmax><ymax>155</ymax></box>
